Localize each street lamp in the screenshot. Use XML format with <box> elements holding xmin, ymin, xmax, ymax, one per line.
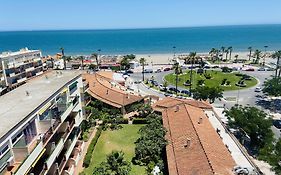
<box><xmin>97</xmin><ymin>49</ymin><xmax>101</xmax><ymax>69</ymax></box>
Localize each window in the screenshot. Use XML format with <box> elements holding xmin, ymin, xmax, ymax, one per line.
<box><xmin>69</xmin><ymin>81</ymin><xmax>78</xmax><ymax>94</ymax></box>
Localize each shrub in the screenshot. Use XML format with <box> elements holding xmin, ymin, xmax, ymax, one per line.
<box><xmin>226</xmin><ymin>81</ymin><xmax>231</xmax><ymax>85</ymax></box>
<box><xmin>204</xmin><ymin>73</ymin><xmax>212</xmax><ymax>79</ymax></box>
<box><xmin>132</xmin><ymin>118</ymin><xmax>147</xmax><ymax>124</ymax></box>
<box><xmin>221</xmin><ymin>78</ymin><xmax>227</xmax><ymax>85</ymax></box>
<box><xmin>117</xmin><ymin>118</ymin><xmax>129</xmax><ymax>124</ymax></box>
<box><xmin>221</xmin><ymin>67</ymin><xmax>232</xmax><ymax>73</ymax></box>
<box><xmin>83</xmin><ymin>127</ymin><xmax>102</xmax><ymax>168</ymax></box>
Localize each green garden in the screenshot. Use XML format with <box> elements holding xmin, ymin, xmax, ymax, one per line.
<box><xmin>164</xmin><ymin>70</ymin><xmax>258</xmax><ymax>91</ymax></box>
<box><xmin>83</xmin><ymin>125</ymin><xmax>146</xmax><ymax>175</ymax></box>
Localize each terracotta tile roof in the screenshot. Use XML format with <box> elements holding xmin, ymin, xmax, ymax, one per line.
<box><xmin>83</xmin><ymin>72</ymin><xmax>143</xmax><ymax>108</ymax></box>
<box><xmin>153</xmin><ymin>98</ymin><xmax>235</xmax><ymax>175</ymax></box>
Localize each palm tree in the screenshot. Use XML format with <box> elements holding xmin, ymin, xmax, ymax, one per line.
<box><xmin>78</xmin><ymin>56</ymin><xmax>85</xmax><ymax>70</ymax></box>
<box><xmin>221</xmin><ymin>47</ymin><xmax>225</xmax><ymax>60</ymax></box>
<box><xmin>225</xmin><ymin>49</ymin><xmax>229</xmax><ymax>60</ymax></box>
<box><xmin>91</xmin><ymin>53</ymin><xmax>98</xmax><ymax>69</ymax></box>
<box><xmin>139</xmin><ymin>58</ymin><xmax>146</xmax><ymax>81</ymax></box>
<box><xmin>173</xmin><ymin>61</ymin><xmax>182</xmax><ymax>94</ymax></box>
<box><xmin>60</xmin><ymin>47</ymin><xmax>66</xmax><ymax>70</ymax></box>
<box><xmin>228</xmin><ymin>46</ymin><xmax>233</xmax><ymax>60</ymax></box>
<box><xmin>272</xmin><ymin>50</ymin><xmax>281</xmax><ymax>78</ymax></box>
<box><xmin>253</xmin><ymin>50</ymin><xmax>262</xmax><ymax>64</ymax></box>
<box><xmin>189</xmin><ymin>52</ymin><xmax>197</xmax><ymax>96</ymax></box>
<box><xmin>234</xmin><ymin>54</ymin><xmax>239</xmax><ymax>63</ymax></box>
<box><xmin>209</xmin><ymin>48</ymin><xmax>219</xmax><ymax>62</ymax></box>
<box><xmin>248</xmin><ymin>47</ymin><xmax>253</xmax><ymax>61</ymax></box>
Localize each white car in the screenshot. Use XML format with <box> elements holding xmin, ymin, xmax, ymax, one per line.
<box><xmin>254</xmin><ymin>87</ymin><xmax>262</xmax><ymax>92</ymax></box>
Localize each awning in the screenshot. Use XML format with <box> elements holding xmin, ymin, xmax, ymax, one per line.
<box><xmin>38</xmin><ymin>103</ymin><xmax>52</xmax><ymax>115</ymax></box>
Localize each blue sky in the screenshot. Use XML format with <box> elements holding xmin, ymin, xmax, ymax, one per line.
<box><xmin>1</xmin><ymin>0</ymin><xmax>281</xmax><ymax>31</ymax></box>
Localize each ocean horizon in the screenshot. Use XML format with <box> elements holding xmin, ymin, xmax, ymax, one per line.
<box><xmin>0</xmin><ymin>24</ymin><xmax>281</xmax><ymax>56</ymax></box>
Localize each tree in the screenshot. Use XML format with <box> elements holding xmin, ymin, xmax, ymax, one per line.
<box><xmin>60</xmin><ymin>47</ymin><xmax>66</xmax><ymax>70</ymax></box>
<box><xmin>253</xmin><ymin>49</ymin><xmax>262</xmax><ymax>64</ymax></box>
<box><xmin>248</xmin><ymin>47</ymin><xmax>253</xmax><ymax>61</ymax></box>
<box><xmin>188</xmin><ymin>52</ymin><xmax>197</xmax><ymax>96</ymax></box>
<box><xmin>91</xmin><ymin>53</ymin><xmax>99</xmax><ymax>69</ymax></box>
<box><xmin>134</xmin><ymin>114</ymin><xmax>167</xmax><ymax>168</ymax></box>
<box><xmin>225</xmin><ymin>49</ymin><xmax>229</xmax><ymax>60</ymax></box>
<box><xmin>224</xmin><ymin>106</ymin><xmax>274</xmax><ymax>151</ymax></box>
<box><xmin>263</xmin><ymin>77</ymin><xmax>281</xmax><ymax>96</ymax></box>
<box><xmin>192</xmin><ymin>86</ymin><xmax>223</xmax><ymax>103</ymax></box>
<box><xmin>209</xmin><ymin>48</ymin><xmax>219</xmax><ymax>62</ymax></box>
<box><xmin>173</xmin><ymin>61</ymin><xmax>182</xmax><ymax>94</ymax></box>
<box><xmin>221</xmin><ymin>46</ymin><xmax>225</xmax><ymax>60</ymax></box>
<box><xmin>228</xmin><ymin>46</ymin><xmax>233</xmax><ymax>60</ymax></box>
<box><xmin>78</xmin><ymin>56</ymin><xmax>85</xmax><ymax>70</ymax></box>
<box><xmin>272</xmin><ymin>50</ymin><xmax>281</xmax><ymax>78</ymax></box>
<box><xmin>139</xmin><ymin>58</ymin><xmax>146</xmax><ymax>81</ymax></box>
<box><xmin>93</xmin><ymin>151</ymin><xmax>132</xmax><ymax>175</ymax></box>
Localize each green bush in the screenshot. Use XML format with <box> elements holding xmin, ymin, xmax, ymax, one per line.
<box><xmin>132</xmin><ymin>118</ymin><xmax>147</xmax><ymax>124</ymax></box>
<box><xmin>117</xmin><ymin>118</ymin><xmax>129</xmax><ymax>124</ymax></box>
<box><xmin>204</xmin><ymin>73</ymin><xmax>212</xmax><ymax>79</ymax></box>
<box><xmin>83</xmin><ymin>127</ymin><xmax>102</xmax><ymax>168</ymax></box>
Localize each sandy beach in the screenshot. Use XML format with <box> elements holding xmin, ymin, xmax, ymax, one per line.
<box><xmin>135</xmin><ymin>51</ymin><xmax>255</xmax><ymax>64</ymax></box>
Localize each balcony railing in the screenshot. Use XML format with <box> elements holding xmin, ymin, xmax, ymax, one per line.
<box><xmin>14</xmin><ymin>141</ymin><xmax>44</xmax><ymax>175</ymax></box>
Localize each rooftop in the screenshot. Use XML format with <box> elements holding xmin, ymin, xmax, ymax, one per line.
<box><xmin>0</xmin><ymin>48</ymin><xmax>40</xmax><ymax>58</ymax></box>
<box><xmin>0</xmin><ymin>70</ymin><xmax>81</xmax><ymax>141</ymax></box>
<box><xmin>83</xmin><ymin>71</ymin><xmax>142</xmax><ymax>108</ymax></box>
<box><xmin>153</xmin><ymin>97</ymin><xmax>235</xmax><ymax>175</ymax></box>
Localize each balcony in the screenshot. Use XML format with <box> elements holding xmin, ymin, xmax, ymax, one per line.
<box><xmin>25</xmin><ymin>67</ymin><xmax>35</xmax><ymax>72</ymax></box>
<box><xmin>16</xmin><ymin>77</ymin><xmax>27</xmax><ymax>83</ymax></box>
<box><xmin>45</xmin><ymin>138</ymin><xmax>64</xmax><ymax>169</ymax></box>
<box><xmin>14</xmin><ymin>141</ymin><xmax>45</xmax><ymax>175</ymax></box>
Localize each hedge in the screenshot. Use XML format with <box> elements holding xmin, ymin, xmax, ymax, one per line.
<box><xmin>83</xmin><ymin>127</ymin><xmax>102</xmax><ymax>168</ymax></box>
<box><xmin>132</xmin><ymin>118</ymin><xmax>147</xmax><ymax>124</ymax></box>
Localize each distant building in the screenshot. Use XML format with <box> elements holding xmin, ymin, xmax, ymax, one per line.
<box><xmin>0</xmin><ymin>71</ymin><xmax>85</xmax><ymax>175</ymax></box>
<box><xmin>83</xmin><ymin>71</ymin><xmax>143</xmax><ymax>114</ymax></box>
<box><xmin>153</xmin><ymin>97</ymin><xmax>236</xmax><ymax>175</ymax></box>
<box><xmin>129</xmin><ymin>61</ymin><xmax>139</xmax><ymax>69</ymax></box>
<box><xmin>0</xmin><ymin>48</ymin><xmax>47</xmax><ymax>92</ymax></box>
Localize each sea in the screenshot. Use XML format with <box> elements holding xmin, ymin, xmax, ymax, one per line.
<box><xmin>0</xmin><ymin>24</ymin><xmax>281</xmax><ymax>56</ymax></box>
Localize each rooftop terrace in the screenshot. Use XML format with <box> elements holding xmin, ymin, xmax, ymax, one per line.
<box><xmin>0</xmin><ymin>70</ymin><xmax>81</xmax><ymax>141</ymax></box>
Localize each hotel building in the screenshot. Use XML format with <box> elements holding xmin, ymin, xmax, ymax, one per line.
<box><xmin>0</xmin><ymin>48</ymin><xmax>46</xmax><ymax>93</ymax></box>
<box><xmin>0</xmin><ymin>71</ymin><xmax>85</xmax><ymax>175</ymax></box>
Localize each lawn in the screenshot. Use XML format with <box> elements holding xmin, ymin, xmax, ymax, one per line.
<box><xmin>83</xmin><ymin>124</ymin><xmax>146</xmax><ymax>175</ymax></box>
<box><xmin>164</xmin><ymin>70</ymin><xmax>258</xmax><ymax>91</ymax></box>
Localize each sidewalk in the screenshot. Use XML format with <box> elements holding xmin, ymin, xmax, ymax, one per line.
<box><xmin>74</xmin><ymin>127</ymin><xmax>97</xmax><ymax>175</ymax></box>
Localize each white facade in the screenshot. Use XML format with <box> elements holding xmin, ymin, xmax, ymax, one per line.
<box><xmin>0</xmin><ymin>48</ymin><xmax>46</xmax><ymax>90</ymax></box>
<box><xmin>0</xmin><ymin>71</ymin><xmax>85</xmax><ymax>175</ymax></box>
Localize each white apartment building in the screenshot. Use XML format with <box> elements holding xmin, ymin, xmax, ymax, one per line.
<box><xmin>0</xmin><ymin>70</ymin><xmax>85</xmax><ymax>175</ymax></box>
<box><xmin>0</xmin><ymin>48</ymin><xmax>46</xmax><ymax>93</ymax></box>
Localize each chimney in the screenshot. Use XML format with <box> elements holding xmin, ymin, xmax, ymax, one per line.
<box><xmin>106</xmin><ymin>89</ymin><xmax>109</xmax><ymax>95</ymax></box>
<box><xmin>184</xmin><ymin>138</ymin><xmax>191</xmax><ymax>148</ymax></box>
<box><xmin>175</xmin><ymin>105</ymin><xmax>179</xmax><ymax>112</ymax></box>
<box><xmin>198</xmin><ymin>116</ymin><xmax>203</xmax><ymax>124</ymax></box>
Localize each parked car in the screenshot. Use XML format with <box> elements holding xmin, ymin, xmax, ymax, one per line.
<box><xmin>164</xmin><ymin>92</ymin><xmax>172</xmax><ymax>97</ymax></box>
<box><xmin>266</xmin><ymin>67</ymin><xmax>275</xmax><ymax>71</ymax></box>
<box><xmin>212</xmin><ymin>65</ymin><xmax>220</xmax><ymax>69</ymax></box>
<box><xmin>163</xmin><ymin>67</ymin><xmax>171</xmax><ymax>71</ymax></box>
<box><xmin>257</xmin><ymin>67</ymin><xmax>266</xmax><ymax>71</ymax></box>
<box><xmin>254</xmin><ymin>87</ymin><xmax>262</xmax><ymax>92</ymax></box>
<box><xmin>273</xmin><ymin>120</ymin><xmax>281</xmax><ymax>129</ymax></box>
<box><xmin>142</xmin><ymin>69</ymin><xmax>153</xmax><ymax>73</ymax></box>
<box><xmin>159</xmin><ymin>84</ymin><xmax>167</xmax><ymax>91</ymax></box>
<box><xmin>155</xmin><ymin>68</ymin><xmax>162</xmax><ymax>73</ymax></box>
<box><xmin>203</xmin><ymin>65</ymin><xmax>211</xmax><ymax>69</ymax></box>
<box><xmin>151</xmin><ymin>80</ymin><xmax>158</xmax><ymax>86</ymax></box>
<box><xmin>181</xmin><ymin>90</ymin><xmax>190</xmax><ymax>95</ymax></box>
<box><xmin>134</xmin><ymin>80</ymin><xmax>142</xmax><ymax>84</ymax></box>
<box><xmin>245</xmin><ymin>68</ymin><xmax>255</xmax><ymax>71</ymax></box>
<box><xmin>126</xmin><ymin>69</ymin><xmax>134</xmax><ymax>74</ymax></box>
<box><xmin>169</xmin><ymin>87</ymin><xmax>180</xmax><ymax>93</ymax></box>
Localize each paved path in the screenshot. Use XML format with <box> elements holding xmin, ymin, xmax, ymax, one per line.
<box><xmin>74</xmin><ymin>128</ymin><xmax>97</xmax><ymax>175</ymax></box>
